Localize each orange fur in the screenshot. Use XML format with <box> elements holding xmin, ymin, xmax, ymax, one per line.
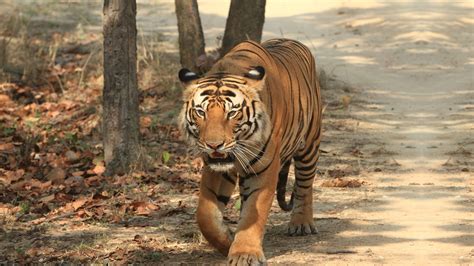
<box><xmin>179</xmin><ymin>38</ymin><xmax>322</xmax><ymax>264</ymax></box>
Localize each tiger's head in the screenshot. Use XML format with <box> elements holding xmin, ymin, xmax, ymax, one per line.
<box><xmin>178</xmin><ymin>67</ymin><xmax>271</xmax><ymax>172</ymax></box>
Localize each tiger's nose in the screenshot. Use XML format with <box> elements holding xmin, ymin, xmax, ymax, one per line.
<box><xmin>206</xmin><ymin>141</ymin><xmax>224</xmax><ymax>150</ymax></box>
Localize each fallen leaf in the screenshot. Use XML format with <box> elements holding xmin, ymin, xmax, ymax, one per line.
<box><xmin>85</xmin><ymin>175</ymin><xmax>101</xmax><ymax>186</ymax></box>
<box><xmin>26</xmin><ymin>247</ymin><xmax>40</xmax><ymax>257</ymax></box>
<box><xmin>0</xmin><ymin>203</ymin><xmax>20</xmax><ymax>215</ymax></box>
<box><xmin>321</xmin><ymin>178</ymin><xmax>365</xmax><ymax>188</ymax></box>
<box><xmin>351</xmin><ymin>148</ymin><xmax>363</xmax><ymax>157</ymax></box>
<box><xmin>133</xmin><ymin>234</ymin><xmax>144</xmax><ymax>242</ymax></box>
<box><xmin>328</xmin><ymin>169</ymin><xmax>346</xmax><ymax>178</ymax></box>
<box><xmin>55</xmin><ymin>192</ymin><xmax>73</xmax><ymax>202</ymax></box>
<box><xmin>46</xmin><ymin>168</ymin><xmax>66</xmax><ymax>184</ymax></box>
<box><xmin>92</xmin><ymin>191</ymin><xmax>109</xmax><ymax>200</ymax></box>
<box><xmin>341</xmin><ymin>95</ymin><xmax>351</xmax><ymax>108</ymax></box>
<box><xmin>93</xmin><ymin>164</ymin><xmax>105</xmax><ymax>175</ymax></box>
<box><xmin>40</xmin><ymin>194</ymin><xmax>56</xmax><ymax>204</ymax></box>
<box><xmin>327</xmin><ymin>166</ymin><xmax>359</xmax><ymax>178</ymax></box>
<box><xmin>131</xmin><ymin>201</ymin><xmax>159</xmax><ymax>216</ymax></box>
<box><xmin>9</xmin><ymin>180</ymin><xmax>29</xmax><ymax>191</ymax></box>
<box><xmin>0</xmin><ymin>94</ymin><xmax>14</xmax><ymax>107</ymax></box>
<box><xmin>1</xmin><ymin>169</ymin><xmax>25</xmax><ymax>185</ymax></box>
<box><xmin>65</xmin><ymin>150</ymin><xmax>80</xmax><ymax>163</ymax></box>
<box><xmin>140</xmin><ymin>116</ymin><xmax>152</xmax><ymax>128</ymax></box>
<box><xmin>0</xmin><ymin>143</ymin><xmax>14</xmax><ymax>152</ymax></box>
<box><xmin>65</xmin><ymin>176</ymin><xmax>84</xmax><ymax>187</ymax></box>
<box><xmin>72</xmin><ymin>171</ymin><xmax>84</xmax><ymax>177</ymax></box>
<box><xmin>39</xmin><ymin>180</ymin><xmax>53</xmax><ymax>190</ymax></box>
<box><xmin>70</xmin><ymin>197</ymin><xmax>89</xmax><ymax>211</ymax></box>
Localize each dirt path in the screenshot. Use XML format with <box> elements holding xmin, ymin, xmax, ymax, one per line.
<box><xmin>261</xmin><ymin>1</ymin><xmax>474</xmax><ymax>264</ymax></box>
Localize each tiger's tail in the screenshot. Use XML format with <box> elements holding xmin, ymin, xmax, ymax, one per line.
<box><xmin>276</xmin><ymin>161</ymin><xmax>294</xmax><ymax>211</ymax></box>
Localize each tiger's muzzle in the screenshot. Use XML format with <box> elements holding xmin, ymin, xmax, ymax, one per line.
<box><xmin>199</xmin><ymin>140</ymin><xmax>237</xmax><ymax>172</ymax></box>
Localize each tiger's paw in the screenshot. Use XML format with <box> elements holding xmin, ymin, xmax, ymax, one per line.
<box><xmin>287</xmin><ymin>220</ymin><xmax>318</xmax><ymax>236</ymax></box>
<box><xmin>228</xmin><ymin>253</ymin><xmax>266</xmax><ymax>266</ymax></box>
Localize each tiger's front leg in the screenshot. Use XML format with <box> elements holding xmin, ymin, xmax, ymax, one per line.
<box><xmin>197</xmin><ymin>167</ymin><xmax>236</xmax><ymax>256</ymax></box>
<box><xmin>228</xmin><ymin>160</ymin><xmax>279</xmax><ymax>266</ymax></box>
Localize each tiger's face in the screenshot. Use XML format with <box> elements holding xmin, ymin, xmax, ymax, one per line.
<box><xmin>178</xmin><ymin>67</ymin><xmax>271</xmax><ymax>172</ymax></box>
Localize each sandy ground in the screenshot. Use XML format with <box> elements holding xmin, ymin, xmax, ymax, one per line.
<box><xmin>1</xmin><ymin>0</ymin><xmax>472</xmax><ymax>264</ymax></box>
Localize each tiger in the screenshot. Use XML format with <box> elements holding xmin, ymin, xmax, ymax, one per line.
<box><xmin>178</xmin><ymin>38</ymin><xmax>322</xmax><ymax>265</ymax></box>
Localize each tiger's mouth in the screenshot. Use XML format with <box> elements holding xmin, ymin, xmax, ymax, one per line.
<box><xmin>210</xmin><ymin>151</ymin><xmax>226</xmax><ymax>159</ymax></box>
<box><xmin>205</xmin><ymin>152</ymin><xmax>235</xmax><ymax>164</ymax></box>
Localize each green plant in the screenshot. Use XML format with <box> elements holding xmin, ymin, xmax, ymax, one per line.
<box><xmin>1</xmin><ymin>124</ymin><xmax>16</xmax><ymax>137</ymax></box>
<box><xmin>234</xmin><ymin>198</ymin><xmax>241</xmax><ymax>211</ymax></box>
<box><xmin>161</xmin><ymin>151</ymin><xmax>171</xmax><ymax>164</ymax></box>
<box><xmin>64</xmin><ymin>132</ymin><xmax>78</xmax><ymax>145</ymax></box>
<box><xmin>19</xmin><ymin>201</ymin><xmax>30</xmax><ymax>215</ymax></box>
<box><xmin>142</xmin><ymin>251</ymin><xmax>162</xmax><ymax>262</ymax></box>
<box><xmin>150</xmin><ymin>116</ymin><xmax>159</xmax><ymax>132</ymax></box>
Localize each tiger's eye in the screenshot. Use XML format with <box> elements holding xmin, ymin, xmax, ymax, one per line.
<box><xmin>227</xmin><ymin>110</ymin><xmax>238</xmax><ymax>119</ymax></box>
<box><xmin>195</xmin><ymin>109</ymin><xmax>206</xmax><ymax>117</ymax></box>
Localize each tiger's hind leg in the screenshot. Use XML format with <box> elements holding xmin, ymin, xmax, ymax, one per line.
<box><xmin>197</xmin><ymin>167</ymin><xmax>237</xmax><ymax>255</ymax></box>
<box><xmin>288</xmin><ymin>142</ymin><xmax>320</xmax><ymax>236</ymax></box>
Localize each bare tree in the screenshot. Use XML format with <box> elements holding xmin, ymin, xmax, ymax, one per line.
<box><xmin>220</xmin><ymin>0</ymin><xmax>266</xmax><ymax>56</ymax></box>
<box><xmin>175</xmin><ymin>0</ymin><xmax>206</xmax><ymax>73</ymax></box>
<box><xmin>102</xmin><ymin>0</ymin><xmax>140</xmax><ymax>175</ymax></box>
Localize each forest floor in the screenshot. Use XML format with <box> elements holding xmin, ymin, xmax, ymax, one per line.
<box><xmin>0</xmin><ymin>0</ymin><xmax>473</xmax><ymax>265</ymax></box>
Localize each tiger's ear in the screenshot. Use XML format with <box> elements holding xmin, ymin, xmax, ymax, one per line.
<box><xmin>245</xmin><ymin>66</ymin><xmax>265</xmax><ymax>80</ymax></box>
<box><xmin>178</xmin><ymin>68</ymin><xmax>200</xmax><ymax>84</ymax></box>
<box><xmin>244</xmin><ymin>66</ymin><xmax>266</xmax><ymax>91</ymax></box>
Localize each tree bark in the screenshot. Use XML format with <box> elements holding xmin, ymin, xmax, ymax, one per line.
<box><xmin>175</xmin><ymin>0</ymin><xmax>206</xmax><ymax>73</ymax></box>
<box><xmin>221</xmin><ymin>0</ymin><xmax>266</xmax><ymax>56</ymax></box>
<box><xmin>102</xmin><ymin>0</ymin><xmax>140</xmax><ymax>176</ymax></box>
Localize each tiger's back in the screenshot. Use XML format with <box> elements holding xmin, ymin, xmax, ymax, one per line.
<box><xmin>263</xmin><ymin>39</ymin><xmax>322</xmax><ymax>164</ymax></box>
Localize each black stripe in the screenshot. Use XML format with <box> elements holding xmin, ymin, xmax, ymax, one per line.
<box><xmin>247</xmin><ymin>129</ymin><xmax>272</xmax><ymax>168</ymax></box>
<box><xmin>186</xmin><ymin>125</ymin><xmax>196</xmax><ymax>138</ymax></box>
<box><xmin>221</xmin><ymin>90</ymin><xmax>236</xmax><ymax>97</ymax></box>
<box><xmin>238</xmin><ymin>176</ymin><xmax>245</xmax><ymax>186</ymax></box>
<box><xmin>298</xmin><ymin>148</ymin><xmax>320</xmax><ymax>165</ymax></box>
<box><xmin>295</xmin><ymin>163</ymin><xmax>315</xmax><ymax>172</ymax></box>
<box><xmin>247</xmin><ymin>153</ymin><xmax>276</xmax><ymax>178</ymax></box>
<box><xmin>294</xmin><ymin>143</ymin><xmax>320</xmax><ymax>164</ymax></box>
<box><xmin>244</xmin><ymin>121</ymin><xmax>259</xmax><ymax>140</ymax></box>
<box><xmin>222</xmin><ymin>173</ymin><xmax>236</xmax><ymax>185</ymax></box>
<box><xmin>244</xmin><ymin>106</ymin><xmax>250</xmax><ymax>121</ymax></box>
<box><xmin>200</xmin><ymin>89</ymin><xmax>214</xmax><ymax>96</ymax></box>
<box><xmin>230</xmin><ymin>53</ymin><xmax>251</xmax><ymax>60</ymax></box>
<box><xmin>294</xmin><ymin>193</ymin><xmax>305</xmax><ymax>200</ymax></box>
<box><xmin>226</xmin><ymin>83</ymin><xmax>239</xmax><ymax>89</ymax></box>
<box><xmin>296</xmin><ymin>175</ymin><xmax>314</xmax><ymax>181</ymax></box>
<box><xmin>296</xmin><ymin>183</ymin><xmax>312</xmax><ymax>189</ymax></box>
<box><xmin>217</xmin><ymin>195</ymin><xmax>230</xmax><ymax>205</ymax></box>
<box><xmin>206</xmin><ymin>186</ymin><xmax>231</xmax><ymax>205</ymax></box>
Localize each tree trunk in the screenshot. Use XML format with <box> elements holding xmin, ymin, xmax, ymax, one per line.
<box><xmin>221</xmin><ymin>0</ymin><xmax>266</xmax><ymax>56</ymax></box>
<box><xmin>102</xmin><ymin>0</ymin><xmax>140</xmax><ymax>176</ymax></box>
<box><xmin>175</xmin><ymin>0</ymin><xmax>206</xmax><ymax>73</ymax></box>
